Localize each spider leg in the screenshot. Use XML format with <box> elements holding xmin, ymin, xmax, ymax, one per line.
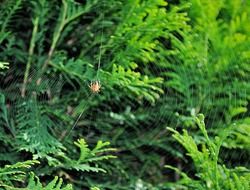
<box><xmin>88</xmin><ymin>81</ymin><xmax>93</xmax><ymax>88</ymax></box>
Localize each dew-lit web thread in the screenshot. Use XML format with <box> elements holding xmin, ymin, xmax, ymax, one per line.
<box><xmin>64</xmin><ymin>4</ymin><xmax>105</xmax><ymax>139</ymax></box>
<box><xmin>61</xmin><ymin>5</ymin><xmax>105</xmax><ymax>139</ymax></box>
<box><xmin>28</xmin><ymin>70</ymin><xmax>94</xmax><ymax>141</ymax></box>
<box><xmin>3</xmin><ymin>67</ymin><xmax>92</xmax><ymax>141</ymax></box>
<box><xmin>2</xmin><ymin>68</ymin><xmax>65</xmax><ymax>132</ymax></box>
<box><xmin>118</xmin><ymin>25</ymin><xmax>250</xmax><ymax>176</ymax></box>
<box><xmin>63</xmin><ymin>92</ymin><xmax>94</xmax><ymax>140</ymax></box>
<box><xmin>96</xmin><ymin>6</ymin><xmax>104</xmax><ymax>79</ymax></box>
<box><xmin>93</xmin><ymin>23</ymin><xmax>169</xmax><ymax>157</ymax></box>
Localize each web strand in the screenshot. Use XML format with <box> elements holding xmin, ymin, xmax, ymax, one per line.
<box><xmin>63</xmin><ymin>93</ymin><xmax>93</xmax><ymax>141</ymax></box>
<box><xmin>96</xmin><ymin>11</ymin><xmax>104</xmax><ymax>78</ymax></box>
<box><xmin>63</xmin><ymin>108</ymin><xmax>85</xmax><ymax>140</ymax></box>
<box><xmin>64</xmin><ymin>5</ymin><xmax>104</xmax><ymax>140</ymax></box>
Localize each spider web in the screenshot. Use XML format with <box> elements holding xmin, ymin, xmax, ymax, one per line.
<box><xmin>0</xmin><ymin>0</ymin><xmax>250</xmax><ymax>188</ymax></box>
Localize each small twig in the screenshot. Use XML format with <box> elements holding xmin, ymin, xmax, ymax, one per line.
<box><xmin>21</xmin><ymin>17</ymin><xmax>39</xmax><ymax>97</ymax></box>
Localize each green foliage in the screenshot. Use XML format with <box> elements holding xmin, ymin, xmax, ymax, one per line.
<box><xmin>166</xmin><ymin>114</ymin><xmax>250</xmax><ymax>190</ymax></box>
<box><xmin>0</xmin><ymin>93</ymin><xmax>14</xmax><ymax>144</ymax></box>
<box><xmin>0</xmin><ymin>136</ymin><xmax>115</xmax><ymax>189</ymax></box>
<box><xmin>0</xmin><ymin>0</ymin><xmax>22</xmax><ymax>43</ymax></box>
<box><xmin>0</xmin><ymin>62</ymin><xmax>9</xmax><ymax>70</ymax></box>
<box><xmin>0</xmin><ymin>94</ymin><xmax>10</xmax><ymax>128</ymax></box>
<box><xmin>90</xmin><ymin>188</ymin><xmax>100</xmax><ymax>190</ymax></box>
<box><xmin>50</xmin><ymin>138</ymin><xmax>116</xmax><ymax>173</ymax></box>
<box><xmin>223</xmin><ymin>118</ymin><xmax>250</xmax><ymax>150</ymax></box>
<box><xmin>46</xmin><ymin>0</ymin><xmax>99</xmax><ymax>62</ymax></box>
<box><xmin>25</xmin><ymin>172</ymin><xmax>73</xmax><ymax>190</ymax></box>
<box><xmin>0</xmin><ymin>160</ymin><xmax>39</xmax><ymax>187</ymax></box>
<box><xmin>0</xmin><ymin>0</ymin><xmax>250</xmax><ymax>189</ymax></box>
<box><xmin>0</xmin><ymin>168</ymin><xmax>73</xmax><ymax>190</ymax></box>
<box><xmin>16</xmin><ymin>99</ymin><xmax>65</xmax><ymax>159</ymax></box>
<box><xmin>165</xmin><ymin>0</ymin><xmax>250</xmax><ymax>129</ymax></box>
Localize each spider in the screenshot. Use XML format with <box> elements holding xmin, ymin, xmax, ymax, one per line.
<box><xmin>89</xmin><ymin>80</ymin><xmax>101</xmax><ymax>93</ymax></box>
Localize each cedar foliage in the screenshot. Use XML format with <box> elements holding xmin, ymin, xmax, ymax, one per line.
<box><xmin>0</xmin><ymin>0</ymin><xmax>250</xmax><ymax>189</ymax></box>
<box><xmin>166</xmin><ymin>114</ymin><xmax>250</xmax><ymax>190</ymax></box>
